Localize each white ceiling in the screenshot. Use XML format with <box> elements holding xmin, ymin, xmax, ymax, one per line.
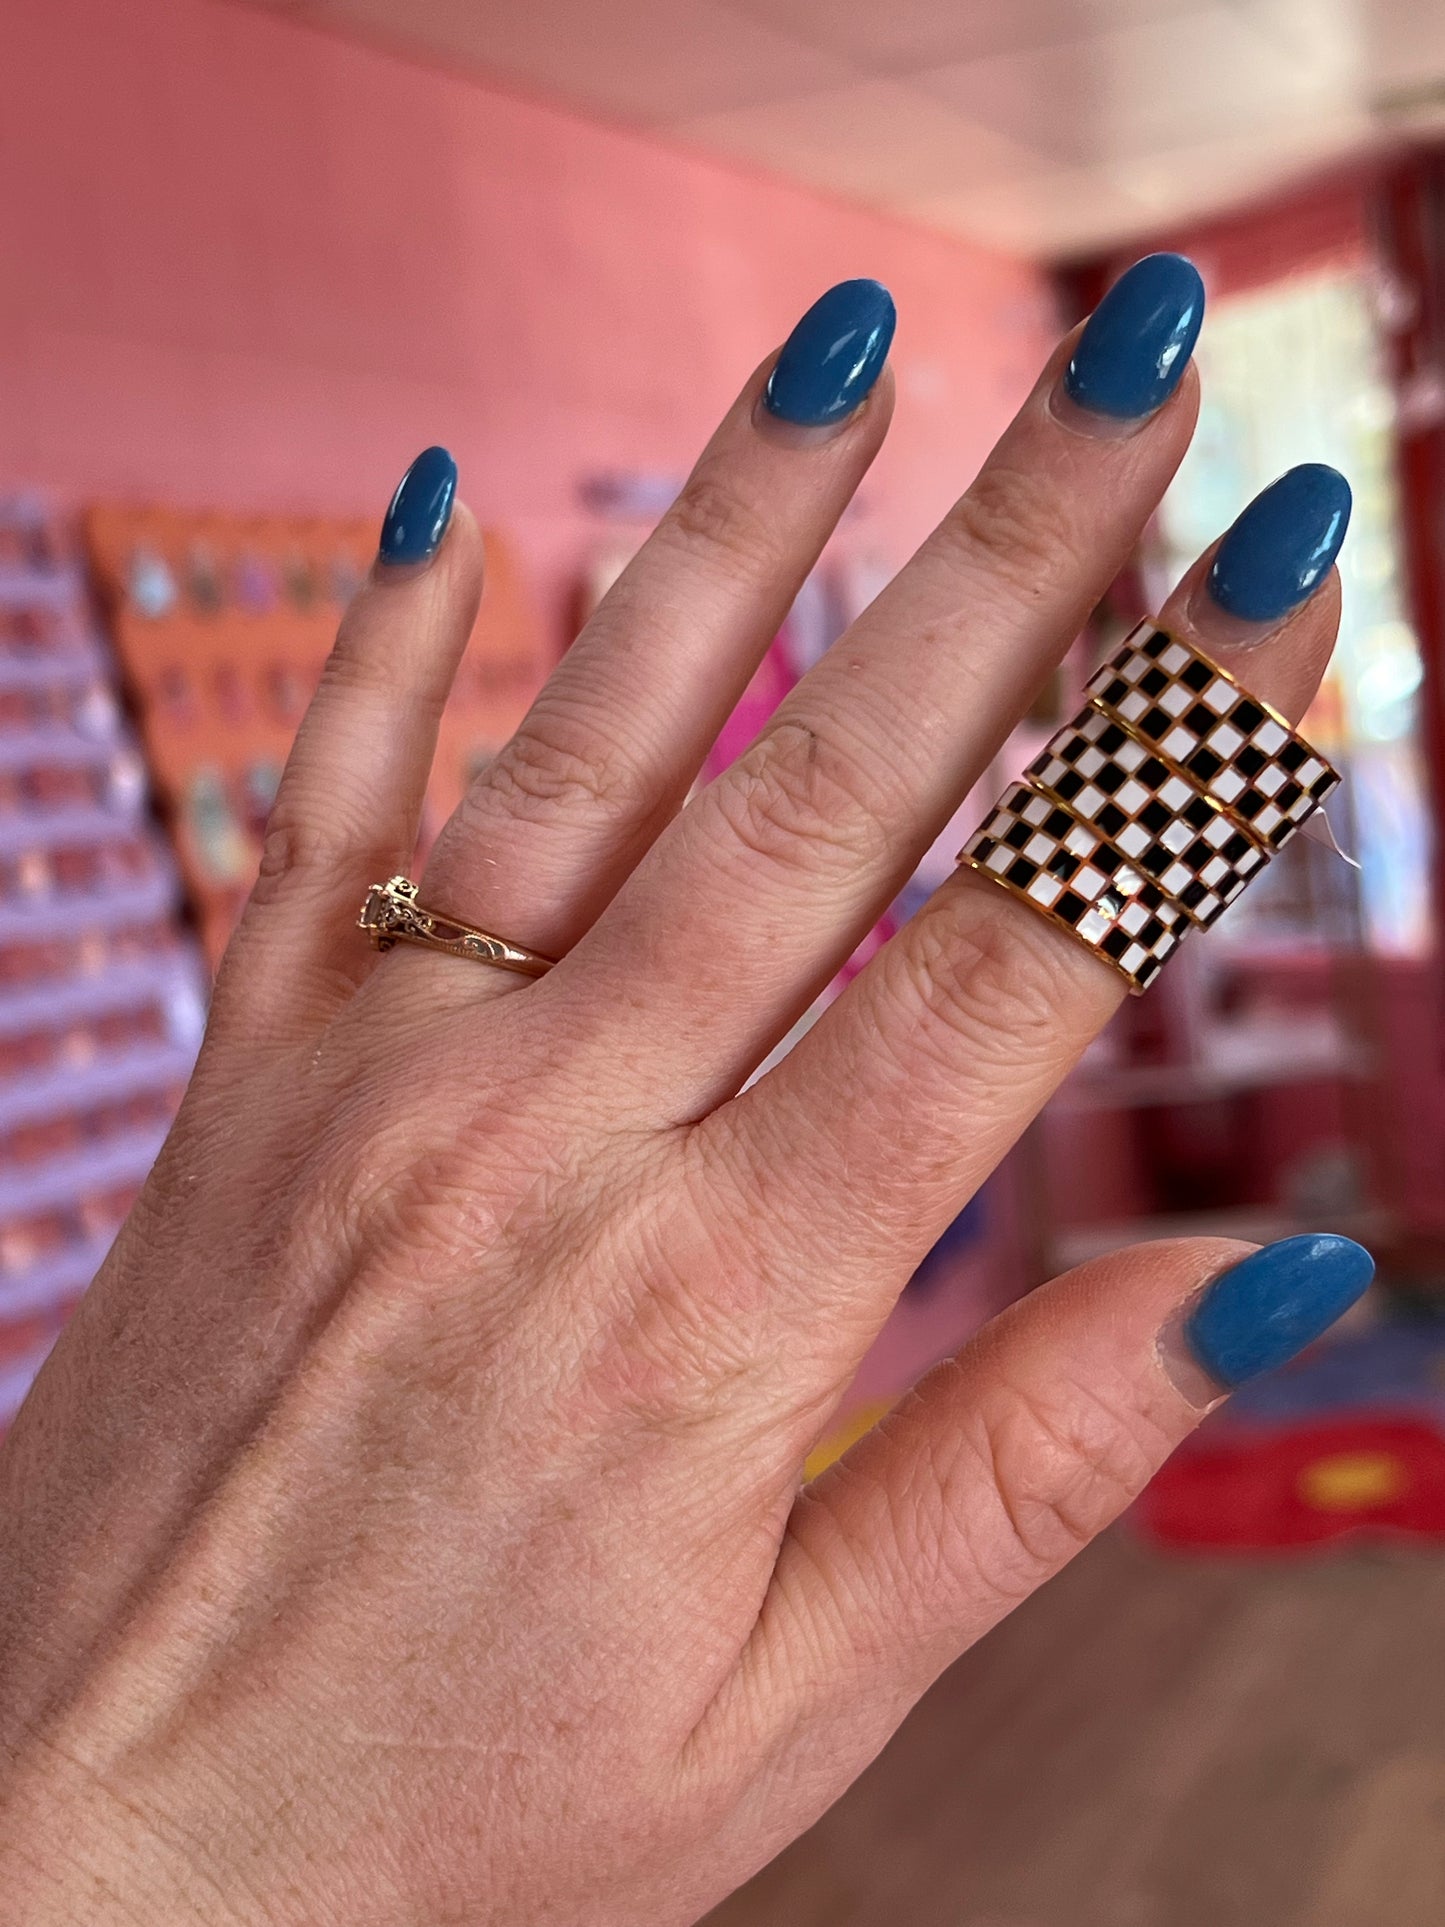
<box><xmin>244</xmin><ymin>0</ymin><xmax>1445</xmax><ymax>257</ymax></box>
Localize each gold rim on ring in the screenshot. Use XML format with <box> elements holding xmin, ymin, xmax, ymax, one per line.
<box><xmin>358</xmin><ymin>876</ymin><xmax>554</xmax><ymax>978</ymax></box>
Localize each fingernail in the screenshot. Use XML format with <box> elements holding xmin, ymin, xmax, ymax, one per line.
<box><xmin>1206</xmin><ymin>463</ymin><xmax>1352</xmax><ymax>625</ymax></box>
<box><xmin>764</xmin><ymin>279</ymin><xmax>896</xmax><ymax>428</ymax></box>
<box><xmin>1061</xmin><ymin>253</ymin><xmax>1204</xmax><ymax>422</ymax></box>
<box><xmin>1181</xmin><ymin>1234</ymin><xmax>1375</xmax><ymax>1393</ymax></box>
<box><xmin>379</xmin><ymin>446</ymin><xmax>458</xmax><ymax>566</ymax></box>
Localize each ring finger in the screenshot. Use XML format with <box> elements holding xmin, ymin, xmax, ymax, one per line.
<box><xmin>410</xmin><ymin>280</ymin><xmax>897</xmax><ymax>988</ymax></box>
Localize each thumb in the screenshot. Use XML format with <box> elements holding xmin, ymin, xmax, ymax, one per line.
<box><xmin>704</xmin><ymin>1233</ymin><xmax>1372</xmax><ymax>1845</ymax></box>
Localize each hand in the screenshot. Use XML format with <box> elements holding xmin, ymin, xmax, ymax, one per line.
<box><xmin>0</xmin><ymin>260</ymin><xmax>1368</xmax><ymax>1927</ymax></box>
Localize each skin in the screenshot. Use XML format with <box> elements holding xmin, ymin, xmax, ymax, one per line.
<box><xmin>0</xmin><ymin>323</ymin><xmax>1340</xmax><ymax>1927</ymax></box>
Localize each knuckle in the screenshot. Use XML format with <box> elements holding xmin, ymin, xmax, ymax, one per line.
<box><xmin>662</xmin><ymin>470</ymin><xmax>783</xmax><ymax>580</ymax></box>
<box><xmin>313</xmin><ymin>611</ymin><xmax>409</xmax><ymax>706</ymax></box>
<box><xmin>476</xmin><ymin>706</ymin><xmax>649</xmax><ymax>829</ymax></box>
<box><xmin>322</xmin><ymin>609</ymin><xmax>380</xmax><ymax>681</ymax></box>
<box><xmin>887</xmin><ymin>882</ymin><xmax>1076</xmax><ymax>1078</ymax></box>
<box><xmin>963</xmin><ymin>1375</ymin><xmax>1160</xmax><ymax>1596</ymax></box>
<box><xmin>250</xmin><ymin>802</ymin><xmax>365</xmax><ymax>910</ymax></box>
<box><xmin>711</xmin><ymin>719</ymin><xmax>894</xmax><ymax>881</ymax></box>
<box><xmin>571</xmin><ymin>1230</ymin><xmax>762</xmax><ymax>1439</ymax></box>
<box><xmin>941</xmin><ymin>461</ymin><xmax>1081</xmax><ymax>605</ymax></box>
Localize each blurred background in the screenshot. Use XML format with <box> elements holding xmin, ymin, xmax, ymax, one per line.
<box><xmin>7</xmin><ymin>0</ymin><xmax>1445</xmax><ymax>1919</ymax></box>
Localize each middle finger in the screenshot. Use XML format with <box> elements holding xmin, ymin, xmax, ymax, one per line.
<box><xmin>570</xmin><ymin>253</ymin><xmax>1207</xmax><ymax>1113</ymax></box>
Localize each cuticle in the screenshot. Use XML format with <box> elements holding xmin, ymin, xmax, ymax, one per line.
<box><xmin>1188</xmin><ymin>575</ymin><xmax>1290</xmax><ymax>649</ymax></box>
<box><xmin>1158</xmin><ymin>1278</ymin><xmax>1232</xmax><ymax>1411</ymax></box>
<box><xmin>752</xmin><ymin>392</ymin><xmax>862</xmax><ymax>446</ymax></box>
<box><xmin>1046</xmin><ymin>381</ymin><xmax>1159</xmax><ymax>444</ymax></box>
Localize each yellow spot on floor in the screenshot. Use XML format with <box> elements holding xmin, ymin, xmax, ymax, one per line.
<box><xmin>1297</xmin><ymin>1450</ymin><xmax>1408</xmax><ymax>1512</ymax></box>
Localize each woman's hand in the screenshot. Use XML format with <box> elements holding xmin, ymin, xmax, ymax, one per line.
<box><xmin>0</xmin><ymin>259</ymin><xmax>1368</xmax><ymax>1927</ymax></box>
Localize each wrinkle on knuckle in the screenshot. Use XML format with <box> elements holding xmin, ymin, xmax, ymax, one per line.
<box><xmin>317</xmin><ymin>623</ymin><xmax>383</xmax><ymax>690</ymax></box>
<box><xmin>888</xmin><ymin>889</ymin><xmax>1067</xmax><ymax>1079</ymax></box>
<box><xmin>940</xmin><ymin>461</ymin><xmax>1082</xmax><ymax>607</ymax></box>
<box><xmin>251</xmin><ymin>805</ymin><xmax>367</xmax><ymax>909</ymax></box>
<box><xmin>879</xmin><ymin>1433</ymin><xmax>967</xmax><ymax>1606</ymax></box>
<box><xmin>711</xmin><ymin>719</ymin><xmax>893</xmax><ymax>881</ymax></box>
<box><xmin>662</xmin><ymin>470</ymin><xmax>783</xmax><ymax>581</ymax></box>
<box><xmin>962</xmin><ymin>1374</ymin><xmax>1159</xmax><ymax>1598</ymax></box>
<box><xmin>475</xmin><ymin>707</ymin><xmax>649</xmax><ymax>830</ymax></box>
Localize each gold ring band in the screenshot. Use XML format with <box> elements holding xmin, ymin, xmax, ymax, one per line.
<box><xmin>358</xmin><ymin>876</ymin><xmax>554</xmax><ymax>977</ymax></box>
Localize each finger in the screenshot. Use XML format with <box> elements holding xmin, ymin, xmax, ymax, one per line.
<box><xmin>214</xmin><ymin>449</ymin><xmax>482</xmax><ymax>1041</ymax></box>
<box><xmin>701</xmin><ymin>464</ymin><xmax>1348</xmax><ymax>1382</ymax></box>
<box><xmin>412</xmin><ymin>281</ymin><xmax>896</xmax><ymax>982</ymax></box>
<box><xmin>696</xmin><ymin>1234</ymin><xmax>1373</xmax><ymax>1834</ymax></box>
<box><xmin>568</xmin><ymin>253</ymin><xmax>1207</xmax><ymax>1102</ymax></box>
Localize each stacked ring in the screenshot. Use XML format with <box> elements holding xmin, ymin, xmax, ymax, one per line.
<box><xmin>1086</xmin><ymin>627</ymin><xmax>1339</xmax><ymax>853</ymax></box>
<box><xmin>957</xmin><ymin>622</ymin><xmax>1341</xmax><ymax>994</ymax></box>
<box><xmin>1024</xmin><ymin>704</ymin><xmax>1267</xmax><ymax>928</ymax></box>
<box><xmin>964</xmin><ymin>781</ymin><xmax>1189</xmax><ymax>992</ymax></box>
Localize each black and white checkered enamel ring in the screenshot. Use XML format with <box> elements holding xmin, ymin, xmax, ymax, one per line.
<box><xmin>957</xmin><ymin>622</ymin><xmax>1341</xmax><ymax>994</ymax></box>
<box><xmin>960</xmin><ymin>782</ymin><xmax>1189</xmax><ymax>993</ymax></box>
<box><xmin>1086</xmin><ymin>625</ymin><xmax>1339</xmax><ymax>852</ymax></box>
<box><xmin>1025</xmin><ymin>705</ymin><xmax>1266</xmax><ymax>928</ymax></box>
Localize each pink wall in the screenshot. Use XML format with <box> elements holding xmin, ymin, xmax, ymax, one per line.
<box><xmin>0</xmin><ymin>0</ymin><xmax>1054</xmax><ymax>640</ymax></box>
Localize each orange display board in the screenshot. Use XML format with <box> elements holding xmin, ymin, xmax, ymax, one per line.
<box><xmin>86</xmin><ymin>506</ymin><xmax>552</xmax><ymax>963</ymax></box>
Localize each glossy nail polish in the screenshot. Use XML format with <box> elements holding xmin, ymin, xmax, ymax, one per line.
<box><xmin>764</xmin><ymin>279</ymin><xmax>896</xmax><ymax>428</ymax></box>
<box><xmin>379</xmin><ymin>446</ymin><xmax>458</xmax><ymax>566</ymax></box>
<box><xmin>1207</xmin><ymin>464</ymin><xmax>1352</xmax><ymax>624</ymax></box>
<box><xmin>1185</xmin><ymin>1234</ymin><xmax>1375</xmax><ymax>1389</ymax></box>
<box><xmin>1063</xmin><ymin>253</ymin><xmax>1204</xmax><ymax>420</ymax></box>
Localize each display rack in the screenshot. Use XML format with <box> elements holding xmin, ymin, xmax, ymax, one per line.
<box><xmin>86</xmin><ymin>505</ymin><xmax>553</xmax><ymax>963</ymax></box>
<box><xmin>0</xmin><ymin>497</ymin><xmax>206</xmax><ymax>1428</ymax></box>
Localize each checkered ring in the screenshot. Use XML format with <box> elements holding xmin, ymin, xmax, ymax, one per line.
<box><xmin>956</xmin><ymin>624</ymin><xmax>1340</xmax><ymax>994</ymax></box>
<box><xmin>1086</xmin><ymin>624</ymin><xmax>1340</xmax><ymax>852</ymax></box>
<box><xmin>1025</xmin><ymin>704</ymin><xmax>1265</xmax><ymax>928</ymax></box>
<box><xmin>959</xmin><ymin>781</ymin><xmax>1188</xmax><ymax>994</ymax></box>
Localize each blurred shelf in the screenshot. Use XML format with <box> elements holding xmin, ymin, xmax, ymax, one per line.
<box><xmin>0</xmin><ymin>727</ymin><xmax>132</xmax><ymax>773</ymax></box>
<box><xmin>0</xmin><ymin>869</ymin><xmax>180</xmax><ymax>943</ymax></box>
<box><xmin>0</xmin><ymin>566</ymin><xmax>85</xmax><ymax>609</ymax></box>
<box><xmin>0</xmin><ymin>954</ymin><xmax>205</xmax><ymax>1038</ymax></box>
<box><xmin>0</xmin><ymin>801</ymin><xmax>151</xmax><ymax>856</ymax></box>
<box><xmin>0</xmin><ymin>1233</ymin><xmax>110</xmax><ymax>1320</ymax></box>
<box><xmin>1052</xmin><ymin>1205</ymin><xmax>1395</xmax><ymax>1273</ymax></box>
<box><xmin>0</xmin><ymin>1040</ymin><xmax>196</xmax><ymax>1131</ymax></box>
<box><xmin>0</xmin><ymin>1128</ymin><xmax>167</xmax><ymax>1219</ymax></box>
<box><xmin>1058</xmin><ymin>1017</ymin><xmax>1370</xmax><ymax>1112</ymax></box>
<box><xmin>0</xmin><ymin>644</ymin><xmax>105</xmax><ymax>692</ymax></box>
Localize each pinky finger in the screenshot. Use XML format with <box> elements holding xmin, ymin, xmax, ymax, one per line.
<box><xmin>214</xmin><ymin>450</ymin><xmax>483</xmax><ymax>1043</ymax></box>
<box><xmin>697</xmin><ymin>1233</ymin><xmax>1372</xmax><ymax>1847</ymax></box>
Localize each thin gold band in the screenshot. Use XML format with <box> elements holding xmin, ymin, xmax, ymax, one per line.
<box><xmin>358</xmin><ymin>876</ymin><xmax>554</xmax><ymax>977</ymax></box>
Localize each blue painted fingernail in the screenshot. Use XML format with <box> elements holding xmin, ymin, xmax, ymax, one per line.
<box><xmin>1207</xmin><ymin>463</ymin><xmax>1352</xmax><ymax>624</ymax></box>
<box><xmin>1186</xmin><ymin>1234</ymin><xmax>1375</xmax><ymax>1389</ymax></box>
<box><xmin>1063</xmin><ymin>253</ymin><xmax>1204</xmax><ymax>420</ymax></box>
<box><xmin>764</xmin><ymin>279</ymin><xmax>896</xmax><ymax>428</ymax></box>
<box><xmin>379</xmin><ymin>446</ymin><xmax>458</xmax><ymax>566</ymax></box>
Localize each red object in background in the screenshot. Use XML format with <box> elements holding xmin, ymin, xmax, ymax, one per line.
<box><xmin>1137</xmin><ymin>1416</ymin><xmax>1445</xmax><ymax>1550</ymax></box>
